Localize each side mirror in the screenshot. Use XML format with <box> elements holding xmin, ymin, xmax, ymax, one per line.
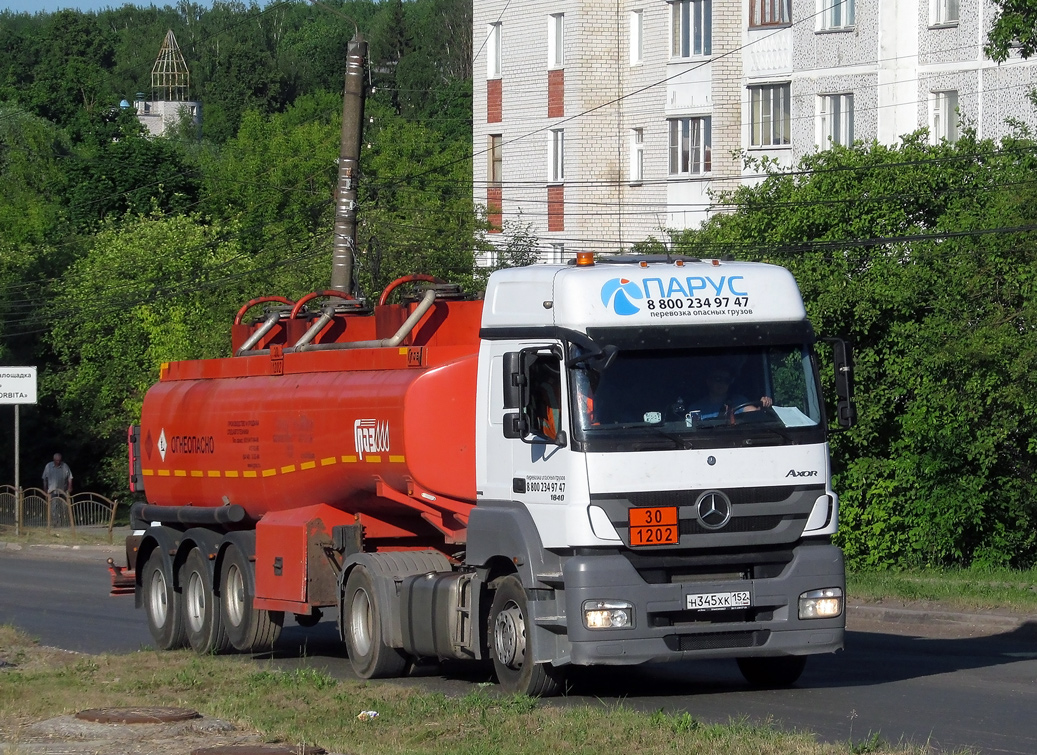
<box><xmin>503</xmin><ymin>351</ymin><xmax>524</xmax><ymax>409</ymax></box>
<box><xmin>825</xmin><ymin>338</ymin><xmax>857</xmax><ymax>429</ymax></box>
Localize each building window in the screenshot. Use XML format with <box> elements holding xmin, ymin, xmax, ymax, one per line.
<box><xmin>818</xmin><ymin>93</ymin><xmax>854</xmax><ymax>147</ymax></box>
<box><xmin>488</xmin><ymin>135</ymin><xmax>503</xmax><ymax>186</ymax></box>
<box><xmin>630</xmin><ymin>10</ymin><xmax>643</xmax><ymax>64</ymax></box>
<box><xmin>547</xmin><ymin>243</ymin><xmax>566</xmax><ymax>265</ymax></box>
<box><xmin>931</xmin><ymin>90</ymin><xmax>959</xmax><ymax>143</ymax></box>
<box><xmin>821</xmin><ymin>0</ymin><xmax>854</xmax><ymax>29</ymax></box>
<box><xmin>933</xmin><ymin>0</ymin><xmax>959</xmax><ymax>25</ymax></box>
<box><xmin>548</xmin><ymin>129</ymin><xmax>565</xmax><ymax>183</ymax></box>
<box><xmin>668</xmin><ymin>117</ymin><xmax>711</xmax><ymax>176</ymax></box>
<box><xmin>630</xmin><ymin>128</ymin><xmax>645</xmax><ymax>183</ymax></box>
<box><xmin>750</xmin><ymin>0</ymin><xmax>791</xmax><ymax>27</ymax></box>
<box><xmin>548</xmin><ymin>14</ymin><xmax>564</xmax><ymax>68</ymax></box>
<box><xmin>669</xmin><ymin>0</ymin><xmax>711</xmax><ymax>58</ymax></box>
<box><xmin>749</xmin><ymin>84</ymin><xmax>791</xmax><ymax>147</ymax></box>
<box><xmin>487</xmin><ymin>23</ymin><xmax>502</xmax><ymax>79</ymax></box>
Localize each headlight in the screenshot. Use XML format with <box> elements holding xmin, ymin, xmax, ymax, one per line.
<box><xmin>799</xmin><ymin>587</ymin><xmax>843</xmax><ymax>619</ymax></box>
<box><xmin>583</xmin><ymin>600</ymin><xmax>634</xmax><ymax>629</ymax></box>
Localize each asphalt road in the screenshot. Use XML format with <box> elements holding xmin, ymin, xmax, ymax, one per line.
<box><xmin>1</xmin><ymin>549</ymin><xmax>1035</xmax><ymax>754</ymax></box>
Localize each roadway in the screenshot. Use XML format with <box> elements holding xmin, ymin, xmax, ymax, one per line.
<box><xmin>1</xmin><ymin>548</ymin><xmax>1034</xmax><ymax>754</ymax></box>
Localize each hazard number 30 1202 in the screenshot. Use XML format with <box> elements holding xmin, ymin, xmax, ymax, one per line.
<box><xmin>629</xmin><ymin>506</ymin><xmax>679</xmax><ymax>546</ymax></box>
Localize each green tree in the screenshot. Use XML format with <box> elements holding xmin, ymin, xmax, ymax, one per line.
<box><xmin>675</xmin><ymin>132</ymin><xmax>1037</xmax><ymax>568</ymax></box>
<box><xmin>987</xmin><ymin>0</ymin><xmax>1037</xmax><ymax>61</ymax></box>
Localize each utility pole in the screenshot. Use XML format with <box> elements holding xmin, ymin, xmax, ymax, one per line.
<box><xmin>330</xmin><ymin>33</ymin><xmax>368</xmax><ymax>294</ymax></box>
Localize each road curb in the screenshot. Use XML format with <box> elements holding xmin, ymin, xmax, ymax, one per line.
<box><xmin>848</xmin><ymin>602</ymin><xmax>1037</xmax><ymax>638</ymax></box>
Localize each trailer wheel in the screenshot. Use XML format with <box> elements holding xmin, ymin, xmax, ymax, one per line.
<box><xmin>343</xmin><ymin>566</ymin><xmax>409</xmax><ymax>678</ymax></box>
<box><xmin>737</xmin><ymin>655</ymin><xmax>807</xmax><ymax>688</ymax></box>
<box><xmin>489</xmin><ymin>576</ymin><xmax>562</xmax><ymax>697</ymax></box>
<box><xmin>181</xmin><ymin>548</ymin><xmax>230</xmax><ymax>654</ymax></box>
<box><xmin>141</xmin><ymin>549</ymin><xmax>186</xmax><ymax>651</ymax></box>
<box><xmin>220</xmin><ymin>544</ymin><xmax>283</xmax><ymax>653</ymax></box>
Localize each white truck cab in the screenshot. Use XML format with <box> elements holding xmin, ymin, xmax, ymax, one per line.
<box><xmin>469</xmin><ymin>255</ymin><xmax>852</xmax><ymax>693</ymax></box>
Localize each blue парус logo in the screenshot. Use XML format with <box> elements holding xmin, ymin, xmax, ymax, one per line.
<box><xmin>600</xmin><ymin>278</ymin><xmax>643</xmax><ymax>316</ymax></box>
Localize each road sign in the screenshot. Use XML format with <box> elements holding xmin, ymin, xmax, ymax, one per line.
<box><xmin>0</xmin><ymin>367</ymin><xmax>37</xmax><ymax>405</ymax></box>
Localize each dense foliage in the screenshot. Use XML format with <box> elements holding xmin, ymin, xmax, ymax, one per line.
<box><xmin>674</xmin><ymin>132</ymin><xmax>1037</xmax><ymax>569</ymax></box>
<box><xmin>0</xmin><ymin>0</ymin><xmax>479</xmax><ymax>494</ymax></box>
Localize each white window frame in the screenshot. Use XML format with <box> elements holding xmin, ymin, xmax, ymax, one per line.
<box><xmin>820</xmin><ymin>0</ymin><xmax>854</xmax><ymax>29</ymax></box>
<box><xmin>931</xmin><ymin>90</ymin><xmax>959</xmax><ymax>143</ymax></box>
<box><xmin>932</xmin><ymin>0</ymin><xmax>959</xmax><ymax>25</ymax></box>
<box><xmin>630</xmin><ymin>128</ymin><xmax>645</xmax><ymax>183</ymax></box>
<box><xmin>548</xmin><ymin>13</ymin><xmax>564</xmax><ymax>69</ymax></box>
<box><xmin>749</xmin><ymin>83</ymin><xmax>791</xmax><ymax>147</ymax></box>
<box><xmin>817</xmin><ymin>93</ymin><xmax>854</xmax><ymax>147</ymax></box>
<box><xmin>547</xmin><ymin>243</ymin><xmax>566</xmax><ymax>265</ymax></box>
<box><xmin>630</xmin><ymin>9</ymin><xmax>644</xmax><ymax>65</ymax></box>
<box><xmin>750</xmin><ymin>0</ymin><xmax>791</xmax><ymax>28</ymax></box>
<box><xmin>668</xmin><ymin>117</ymin><xmax>711</xmax><ymax>176</ymax></box>
<box><xmin>669</xmin><ymin>0</ymin><xmax>711</xmax><ymax>59</ymax></box>
<box><xmin>548</xmin><ymin>128</ymin><xmax>565</xmax><ymax>183</ymax></box>
<box><xmin>487</xmin><ymin>23</ymin><xmax>502</xmax><ymax>79</ymax></box>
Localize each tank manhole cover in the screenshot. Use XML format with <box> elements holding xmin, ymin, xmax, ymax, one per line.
<box><xmin>191</xmin><ymin>746</ymin><xmax>327</xmax><ymax>755</ymax></box>
<box><xmin>76</xmin><ymin>707</ymin><xmax>202</xmax><ymax>724</ymax></box>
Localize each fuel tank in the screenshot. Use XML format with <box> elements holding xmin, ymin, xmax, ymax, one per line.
<box><xmin>137</xmin><ymin>298</ymin><xmax>481</xmax><ymax>542</ymax></box>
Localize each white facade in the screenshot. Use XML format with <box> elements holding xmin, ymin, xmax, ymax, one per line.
<box><xmin>134</xmin><ymin>97</ymin><xmax>202</xmax><ymax>138</ymax></box>
<box><xmin>473</xmin><ymin>0</ymin><xmax>1037</xmax><ymax>256</ymax></box>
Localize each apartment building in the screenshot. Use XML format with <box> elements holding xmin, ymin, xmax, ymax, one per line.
<box><xmin>472</xmin><ymin>0</ymin><xmax>1037</xmax><ymax>260</ymax></box>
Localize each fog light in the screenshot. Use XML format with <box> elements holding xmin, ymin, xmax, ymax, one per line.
<box><xmin>799</xmin><ymin>588</ymin><xmax>843</xmax><ymax>619</ymax></box>
<box><xmin>583</xmin><ymin>600</ymin><xmax>633</xmax><ymax>629</ymax></box>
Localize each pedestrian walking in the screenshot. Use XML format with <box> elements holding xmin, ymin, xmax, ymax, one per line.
<box><xmin>42</xmin><ymin>453</ymin><xmax>73</xmax><ymax>525</ymax></box>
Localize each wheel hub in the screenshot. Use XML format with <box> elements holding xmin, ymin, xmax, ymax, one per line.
<box><xmin>494</xmin><ymin>604</ymin><xmax>525</xmax><ymax>669</ymax></box>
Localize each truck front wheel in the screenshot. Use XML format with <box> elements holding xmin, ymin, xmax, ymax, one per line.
<box><xmin>343</xmin><ymin>566</ymin><xmax>409</xmax><ymax>678</ymax></box>
<box><xmin>489</xmin><ymin>575</ymin><xmax>562</xmax><ymax>697</ymax></box>
<box><xmin>737</xmin><ymin>655</ymin><xmax>807</xmax><ymax>687</ymax></box>
<box><xmin>219</xmin><ymin>544</ymin><xmax>282</xmax><ymax>653</ymax></box>
<box><xmin>141</xmin><ymin>549</ymin><xmax>186</xmax><ymax>650</ymax></box>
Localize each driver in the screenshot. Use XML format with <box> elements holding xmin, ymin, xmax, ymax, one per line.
<box><xmin>688</xmin><ymin>368</ymin><xmax>772</xmax><ymax>420</ymax></box>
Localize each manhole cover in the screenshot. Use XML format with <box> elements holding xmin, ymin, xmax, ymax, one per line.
<box><xmin>76</xmin><ymin>707</ymin><xmax>201</xmax><ymax>724</ymax></box>
<box><xmin>192</xmin><ymin>746</ymin><xmax>326</xmax><ymax>755</ymax></box>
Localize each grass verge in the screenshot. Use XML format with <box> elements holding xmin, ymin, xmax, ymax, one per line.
<box><xmin>0</xmin><ymin>626</ymin><xmax>958</xmax><ymax>755</ymax></box>
<box><xmin>0</xmin><ymin>525</ymin><xmax>118</xmax><ymax>547</ymax></box>
<box><xmin>848</xmin><ymin>568</ymin><xmax>1037</xmax><ymax>613</ymax></box>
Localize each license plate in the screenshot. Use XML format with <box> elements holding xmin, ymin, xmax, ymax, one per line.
<box><xmin>686</xmin><ymin>591</ymin><xmax>751</xmax><ymax>610</ymax></box>
<box><xmin>629</xmin><ymin>506</ymin><xmax>679</xmax><ymax>546</ymax></box>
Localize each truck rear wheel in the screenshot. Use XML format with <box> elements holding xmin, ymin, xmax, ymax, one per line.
<box><xmin>489</xmin><ymin>575</ymin><xmax>562</xmax><ymax>697</ymax></box>
<box><xmin>343</xmin><ymin>566</ymin><xmax>409</xmax><ymax>678</ymax></box>
<box><xmin>142</xmin><ymin>549</ymin><xmax>186</xmax><ymax>651</ymax></box>
<box><xmin>737</xmin><ymin>655</ymin><xmax>808</xmax><ymax>687</ymax></box>
<box><xmin>220</xmin><ymin>544</ymin><xmax>283</xmax><ymax>653</ymax></box>
<box><xmin>181</xmin><ymin>548</ymin><xmax>230</xmax><ymax>654</ymax></box>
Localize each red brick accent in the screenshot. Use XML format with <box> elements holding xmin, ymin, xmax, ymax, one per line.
<box><xmin>487</xmin><ymin>79</ymin><xmax>502</xmax><ymax>123</ymax></box>
<box><xmin>547</xmin><ymin>185</ymin><xmax>564</xmax><ymax>232</ymax></box>
<box><xmin>487</xmin><ymin>186</ymin><xmax>503</xmax><ymax>233</ymax></box>
<box><xmin>548</xmin><ymin>69</ymin><xmax>564</xmax><ymax>118</ymax></box>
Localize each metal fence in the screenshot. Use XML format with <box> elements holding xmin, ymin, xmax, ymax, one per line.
<box><xmin>0</xmin><ymin>485</ymin><xmax>120</xmax><ymax>541</ymax></box>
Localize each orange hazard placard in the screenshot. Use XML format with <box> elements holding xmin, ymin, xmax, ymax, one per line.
<box><xmin>629</xmin><ymin>506</ymin><xmax>679</xmax><ymax>546</ymax></box>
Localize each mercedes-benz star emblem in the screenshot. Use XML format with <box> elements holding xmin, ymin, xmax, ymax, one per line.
<box><xmin>695</xmin><ymin>490</ymin><xmax>732</xmax><ymax>530</ymax></box>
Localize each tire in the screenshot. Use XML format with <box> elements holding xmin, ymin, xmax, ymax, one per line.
<box><xmin>219</xmin><ymin>543</ymin><xmax>283</xmax><ymax>653</ymax></box>
<box><xmin>181</xmin><ymin>548</ymin><xmax>230</xmax><ymax>654</ymax></box>
<box><xmin>737</xmin><ymin>655</ymin><xmax>808</xmax><ymax>688</ymax></box>
<box><xmin>141</xmin><ymin>548</ymin><xmax>187</xmax><ymax>651</ymax></box>
<box><xmin>342</xmin><ymin>566</ymin><xmax>409</xmax><ymax>678</ymax></box>
<box><xmin>489</xmin><ymin>575</ymin><xmax>563</xmax><ymax>697</ymax></box>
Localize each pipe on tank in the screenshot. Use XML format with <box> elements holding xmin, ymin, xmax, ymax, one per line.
<box><xmin>132</xmin><ymin>502</ymin><xmax>249</xmax><ymax>526</ymax></box>
<box><xmin>292</xmin><ymin>287</ymin><xmax>437</xmax><ymax>353</ymax></box>
<box><xmin>378</xmin><ymin>274</ymin><xmax>444</xmax><ymax>306</ymax></box>
<box><xmin>234</xmin><ymin>296</ymin><xmax>294</xmax><ymax>326</ymax></box>
<box><xmin>236</xmin><ymin>310</ymin><xmax>282</xmax><ymax>356</ymax></box>
<box><xmin>294</xmin><ymin>307</ymin><xmax>335</xmax><ymax>348</ymax></box>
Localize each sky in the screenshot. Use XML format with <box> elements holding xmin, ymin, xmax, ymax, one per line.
<box><xmin>3</xmin><ymin>0</ymin><xmax>217</xmax><ymax>13</ymax></box>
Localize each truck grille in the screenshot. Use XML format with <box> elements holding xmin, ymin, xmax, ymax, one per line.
<box><xmin>666</xmin><ymin>630</ymin><xmax>770</xmax><ymax>652</ymax></box>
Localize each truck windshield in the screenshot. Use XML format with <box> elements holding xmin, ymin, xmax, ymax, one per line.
<box><xmin>570</xmin><ymin>343</ymin><xmax>824</xmax><ymax>450</ymax></box>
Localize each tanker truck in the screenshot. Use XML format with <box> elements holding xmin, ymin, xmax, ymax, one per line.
<box><xmin>116</xmin><ymin>254</ymin><xmax>854</xmax><ymax>695</ymax></box>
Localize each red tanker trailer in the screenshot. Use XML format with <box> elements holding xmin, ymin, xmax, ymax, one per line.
<box><xmin>118</xmin><ymin>258</ymin><xmax>855</xmax><ymax>695</ymax></box>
